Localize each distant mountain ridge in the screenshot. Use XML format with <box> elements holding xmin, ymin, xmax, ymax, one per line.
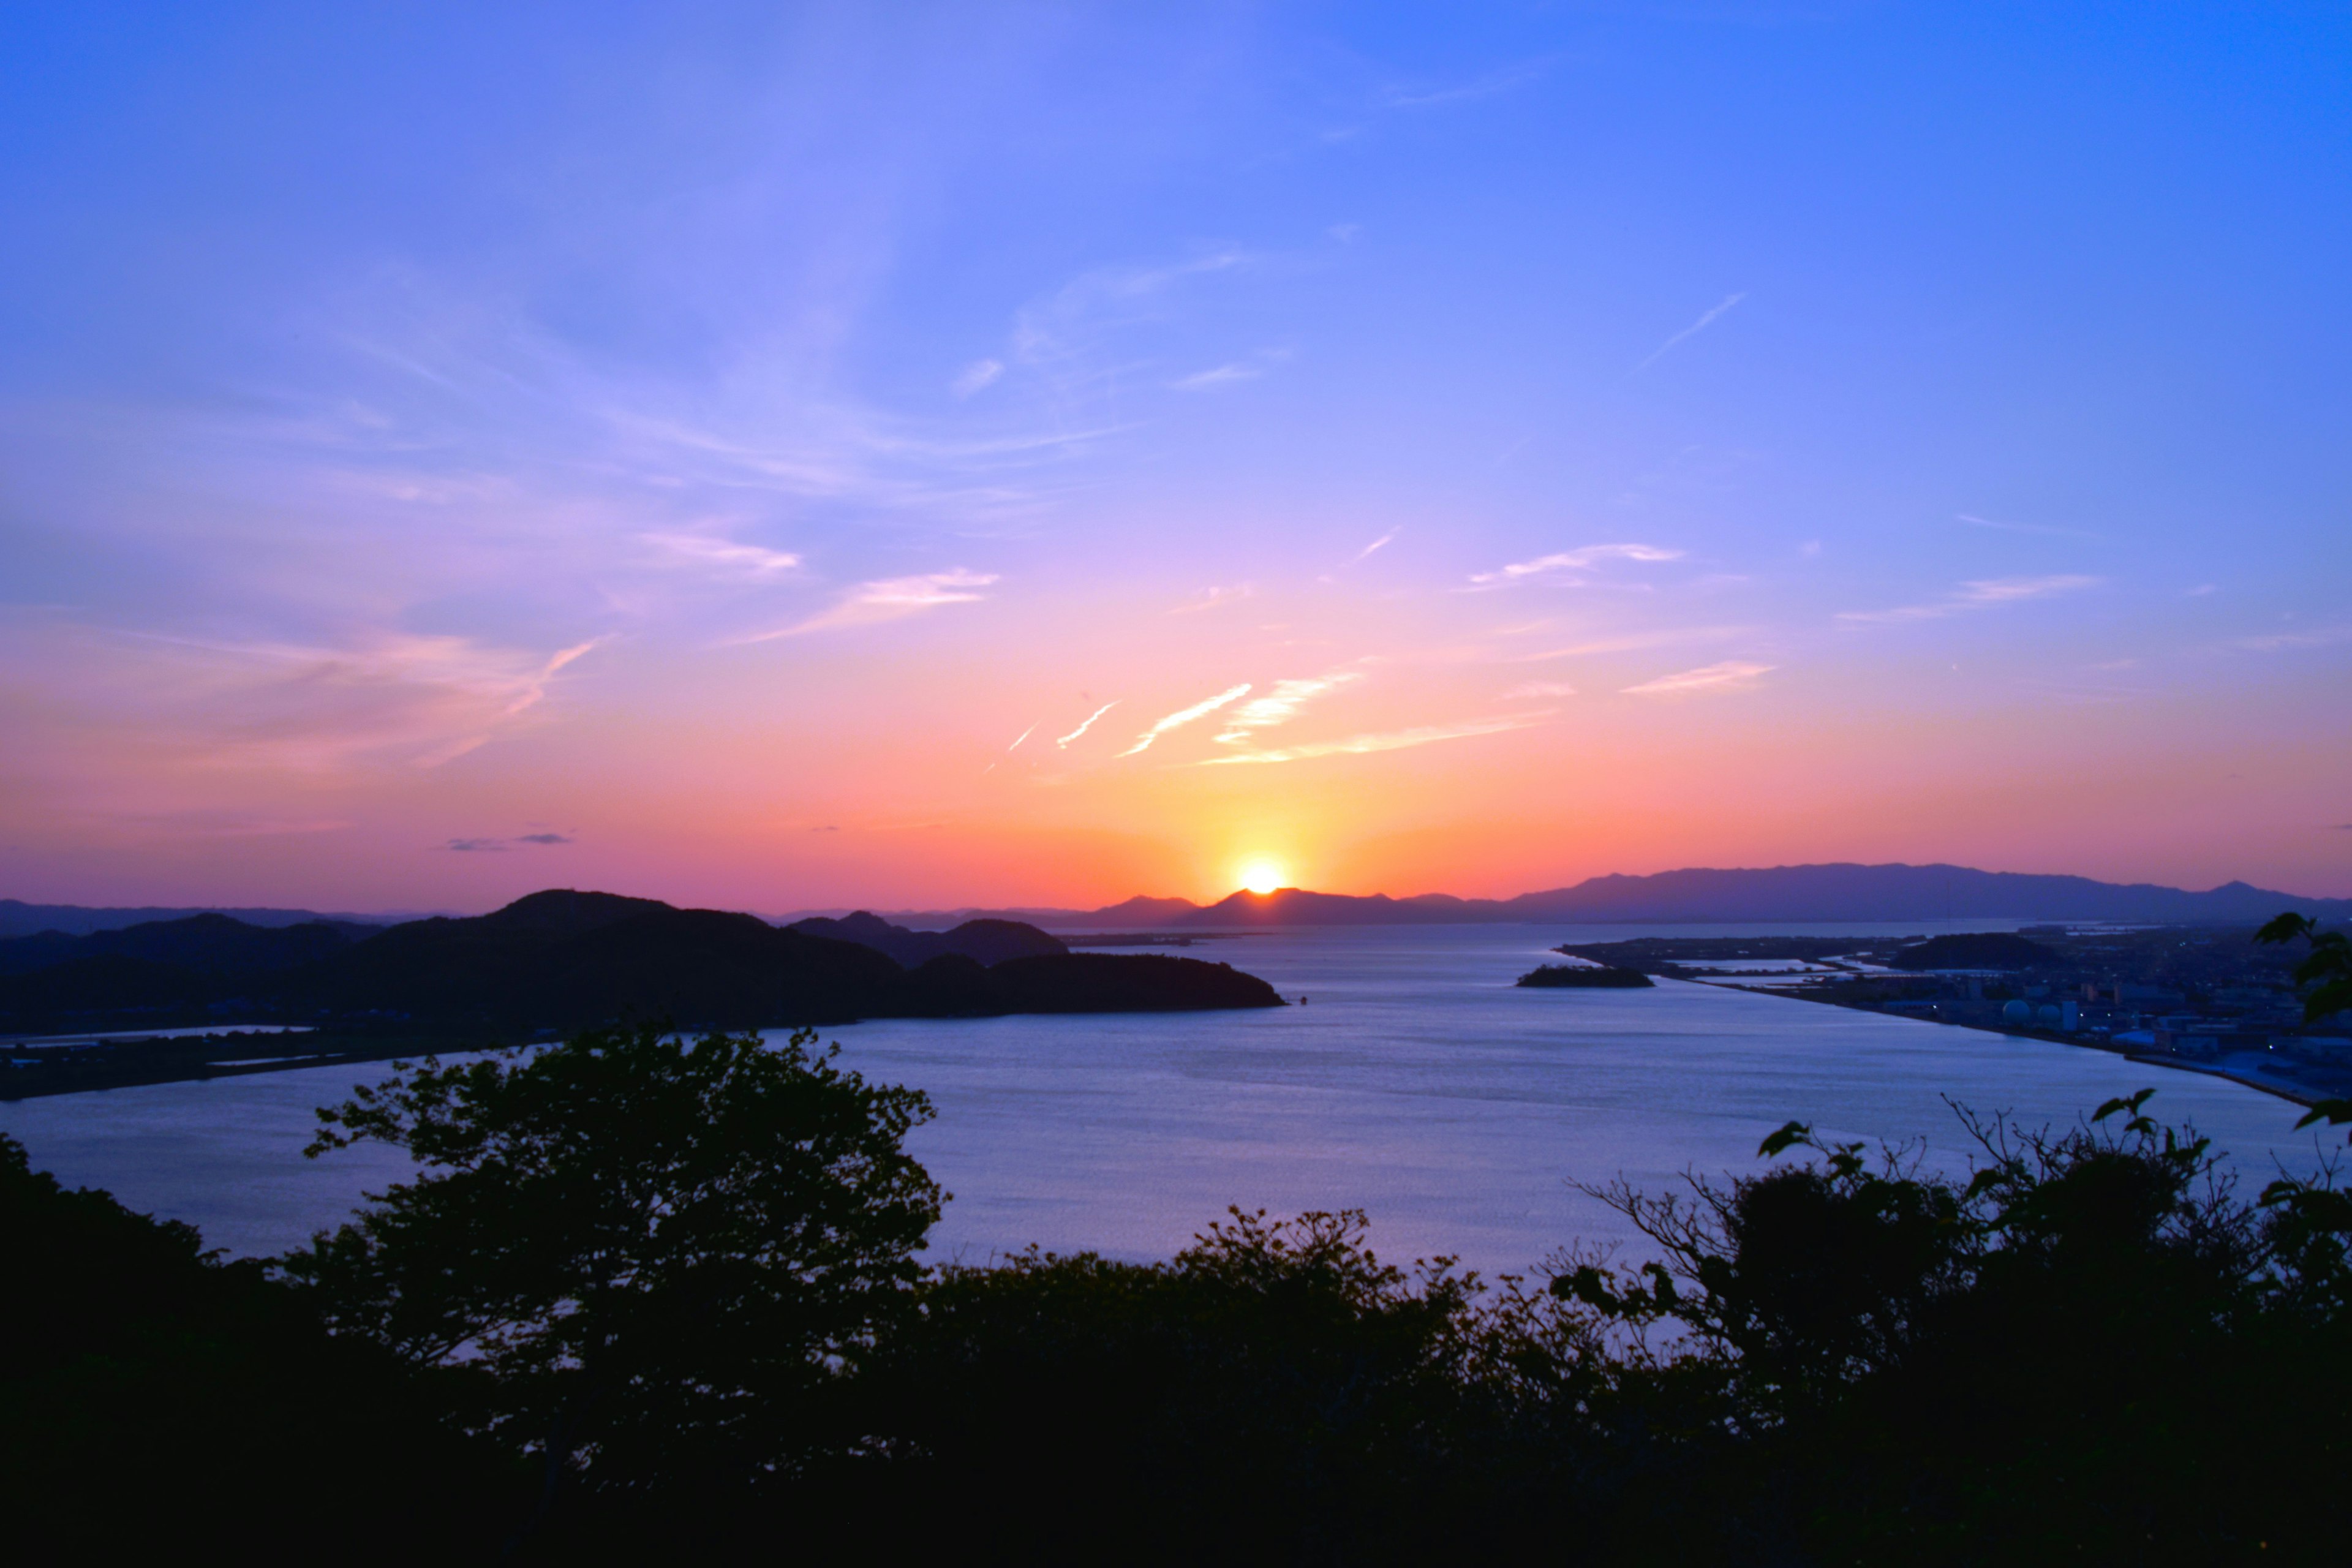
<box><xmin>0</xmin><ymin>899</ymin><xmax>394</xmax><ymax>939</ymax></box>
<box><xmin>13</xmin><ymin>862</ymin><xmax>2345</xmax><ymax>941</ymax></box>
<box><xmin>869</xmin><ymin>863</ymin><xmax>2352</xmax><ymax>930</ymax></box>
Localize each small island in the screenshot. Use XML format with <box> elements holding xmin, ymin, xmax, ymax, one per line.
<box><xmin>1515</xmin><ymin>962</ymin><xmax>1654</xmax><ymax>989</ymax></box>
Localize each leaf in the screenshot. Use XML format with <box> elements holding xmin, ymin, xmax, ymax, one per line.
<box><xmin>2292</xmin><ymin>1098</ymin><xmax>2352</xmax><ymax>1131</ymax></box>
<box><xmin>1757</xmin><ymin>1120</ymin><xmax>1812</xmax><ymax>1158</ymax></box>
<box><xmin>2093</xmin><ymin>1088</ymin><xmax>2154</xmax><ymax>1124</ymax></box>
<box><xmin>2255</xmin><ymin>912</ymin><xmax>2316</xmax><ymax>946</ymax></box>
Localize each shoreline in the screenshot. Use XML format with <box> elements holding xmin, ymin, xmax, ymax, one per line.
<box><xmin>1719</xmin><ymin>981</ymin><xmax>2329</xmax><ymax>1109</ymax></box>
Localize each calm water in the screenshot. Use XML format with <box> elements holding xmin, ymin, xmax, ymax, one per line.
<box><xmin>0</xmin><ymin>924</ymin><xmax>2328</xmax><ymax>1276</ymax></box>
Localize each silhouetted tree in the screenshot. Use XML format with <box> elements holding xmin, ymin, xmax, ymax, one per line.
<box><xmin>0</xmin><ymin>1133</ymin><xmax>504</xmax><ymax>1561</ymax></box>
<box><xmin>2259</xmin><ymin>911</ymin><xmax>2352</xmax><ymax>1144</ymax></box>
<box><xmin>1550</xmin><ymin>1091</ymin><xmax>2352</xmax><ymax>1561</ymax></box>
<box><xmin>278</xmin><ymin>1023</ymin><xmax>943</xmax><ymax>1532</ymax></box>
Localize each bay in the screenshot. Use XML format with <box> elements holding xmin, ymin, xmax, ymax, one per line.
<box><xmin>0</xmin><ymin>924</ymin><xmax>2326</xmax><ymax>1276</ymax></box>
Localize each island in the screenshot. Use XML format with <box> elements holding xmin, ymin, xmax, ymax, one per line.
<box><xmin>1516</xmin><ymin>962</ymin><xmax>1654</xmax><ymax>989</ymax></box>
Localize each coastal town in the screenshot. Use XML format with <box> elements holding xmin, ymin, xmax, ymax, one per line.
<box><xmin>1555</xmin><ymin>925</ymin><xmax>2352</xmax><ymax>1105</ymax></box>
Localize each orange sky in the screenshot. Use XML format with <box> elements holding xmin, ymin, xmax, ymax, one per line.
<box><xmin>4</xmin><ymin>7</ymin><xmax>2348</xmax><ymax>913</ymax></box>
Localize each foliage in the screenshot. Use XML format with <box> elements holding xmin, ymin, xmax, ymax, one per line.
<box><xmin>1549</xmin><ymin>1091</ymin><xmax>2352</xmax><ymax>1561</ymax></box>
<box><xmin>2257</xmin><ymin>911</ymin><xmax>2352</xmax><ymax>1143</ymax></box>
<box><xmin>831</xmin><ymin>1208</ymin><xmax>1585</xmax><ymax>1561</ymax></box>
<box><xmin>277</xmin><ymin>1023</ymin><xmax>944</xmax><ymax>1510</ymax></box>
<box><xmin>16</xmin><ymin>995</ymin><xmax>2352</xmax><ymax>1562</ymax></box>
<box><xmin>0</xmin><ymin>1133</ymin><xmax>505</xmax><ymax>1561</ymax></box>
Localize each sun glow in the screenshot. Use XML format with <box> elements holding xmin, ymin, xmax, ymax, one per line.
<box><xmin>1237</xmin><ymin>858</ymin><xmax>1287</xmax><ymax>896</ymax></box>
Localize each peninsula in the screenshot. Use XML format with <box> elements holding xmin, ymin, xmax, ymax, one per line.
<box><xmin>0</xmin><ymin>890</ymin><xmax>1284</xmax><ymax>1099</ymax></box>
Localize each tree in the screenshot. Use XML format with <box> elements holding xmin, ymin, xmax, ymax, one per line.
<box><xmin>1547</xmin><ymin>1095</ymin><xmax>2352</xmax><ymax>1561</ymax></box>
<box><xmin>1</xmin><ymin>1134</ymin><xmax>507</xmax><ymax>1559</ymax></box>
<box><xmin>2258</xmin><ymin>912</ymin><xmax>2352</xmax><ymax>1147</ymax></box>
<box><xmin>277</xmin><ymin>1023</ymin><xmax>944</xmax><ymax>1524</ymax></box>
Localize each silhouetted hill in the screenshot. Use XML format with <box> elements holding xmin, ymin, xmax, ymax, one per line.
<box><xmin>888</xmin><ymin>951</ymin><xmax>1283</xmax><ymax>1016</ymax></box>
<box><xmin>0</xmin><ymin>914</ymin><xmax>358</xmax><ymax>979</ymax></box>
<box><xmin>1185</xmin><ymin>889</ymin><xmax>1429</xmax><ymax>927</ymax></box>
<box><xmin>980</xmin><ymin>953</ymin><xmax>1282</xmax><ymax>1012</ymax></box>
<box><xmin>470</xmin><ymin>889</ymin><xmax>670</xmax><ymax>938</ymax></box>
<box><xmin>0</xmin><ymin>891</ymin><xmax>1283</xmax><ymax>1033</ymax></box>
<box><xmin>279</xmin><ymin>899</ymin><xmax>903</xmax><ymax>1028</ymax></box>
<box><xmin>924</xmin><ymin>863</ymin><xmax>2351</xmax><ymax>929</ymax></box>
<box><xmin>787</xmin><ymin>912</ymin><xmax>1066</xmax><ymax>967</ymax></box>
<box><xmin>0</xmin><ymin>899</ymin><xmax>388</xmax><ymax>939</ymax></box>
<box><xmin>1493</xmin><ymin>865</ymin><xmax>2350</xmax><ymax>925</ymax></box>
<box><xmin>0</xmin><ymin>954</ymin><xmax>224</xmax><ymax>1016</ymax></box>
<box><xmin>1887</xmin><ymin>932</ymin><xmax>2066</xmax><ymax>972</ymax></box>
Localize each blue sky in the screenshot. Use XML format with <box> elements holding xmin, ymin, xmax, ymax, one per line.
<box><xmin>1</xmin><ymin>2</ymin><xmax>2346</xmax><ymax>910</ymax></box>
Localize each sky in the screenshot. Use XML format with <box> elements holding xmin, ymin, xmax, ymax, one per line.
<box><xmin>1</xmin><ymin>1</ymin><xmax>2348</xmax><ymax>914</ymax></box>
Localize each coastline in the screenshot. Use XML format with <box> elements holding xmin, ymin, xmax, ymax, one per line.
<box><xmin>1724</xmin><ymin>982</ymin><xmax>2329</xmax><ymax>1109</ymax></box>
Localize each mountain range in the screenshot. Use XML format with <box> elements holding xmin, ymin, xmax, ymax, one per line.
<box><xmin>872</xmin><ymin>863</ymin><xmax>2351</xmax><ymax>930</ymax></box>
<box><xmin>7</xmin><ymin>864</ymin><xmax>2345</xmax><ymax>946</ymax></box>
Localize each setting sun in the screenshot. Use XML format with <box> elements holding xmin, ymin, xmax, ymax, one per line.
<box><xmin>1237</xmin><ymin>858</ymin><xmax>1287</xmax><ymax>896</ymax></box>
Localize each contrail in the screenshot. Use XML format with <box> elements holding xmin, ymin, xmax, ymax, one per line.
<box><xmin>1637</xmin><ymin>292</ymin><xmax>1746</xmax><ymax>370</ymax></box>
<box><xmin>1056</xmin><ymin>701</ymin><xmax>1121</xmax><ymax>748</ymax></box>
<box><xmin>1008</xmin><ymin>722</ymin><xmax>1039</xmax><ymax>751</ymax></box>
<box><xmin>1118</xmin><ymin>682</ymin><xmax>1252</xmax><ymax>756</ymax></box>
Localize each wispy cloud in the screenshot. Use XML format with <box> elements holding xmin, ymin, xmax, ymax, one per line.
<box><xmin>1117</xmin><ymin>682</ymin><xmax>1251</xmax><ymax>756</ymax></box>
<box><xmin>1622</xmin><ymin>660</ymin><xmax>1774</xmax><ymax>696</ymax></box>
<box><xmin>1838</xmin><ymin>575</ymin><xmax>2100</xmax><ymax>624</ymax></box>
<box><xmin>2236</xmin><ymin>624</ymin><xmax>2352</xmax><ymax>652</ymax></box>
<box><xmin>641</xmin><ymin>532</ymin><xmax>802</xmax><ymax>578</ymax></box>
<box><xmin>1011</xmin><ymin>250</ymin><xmax>1251</xmax><ymax>397</ymax></box>
<box><xmin>1637</xmin><ymin>293</ymin><xmax>1746</xmax><ymax>371</ymax></box>
<box><xmin>1502</xmin><ymin>680</ymin><xmax>1577</xmax><ymax>699</ymax></box>
<box><xmin>951</xmin><ymin>358</ymin><xmax>1003</xmax><ymax>398</ymax></box>
<box><xmin>1204</xmin><ymin>710</ymin><xmax>1551</xmax><ymax>766</ymax></box>
<box><xmin>445</xmin><ymin>831</ymin><xmax>573</xmax><ymax>851</ymax></box>
<box><xmin>73</xmin><ymin>627</ymin><xmax>610</xmax><ymax>776</ymax></box>
<box><xmin>744</xmin><ymin>569</ymin><xmax>999</xmax><ymax>640</ymax></box>
<box><xmin>1470</xmin><ymin>543</ymin><xmax>1683</xmax><ymax>588</ymax></box>
<box><xmin>1172</xmin><ymin>584</ymin><xmax>1255</xmax><ymax>614</ymax></box>
<box><xmin>1215</xmin><ymin>671</ymin><xmax>1363</xmax><ymax>744</ymax></box>
<box><xmin>1351</xmin><ymin>527</ymin><xmax>1401</xmax><ymax>564</ymax></box>
<box><xmin>1057</xmin><ymin>699</ymin><xmax>1121</xmax><ymax>748</ymax></box>
<box><xmin>1169</xmin><ymin>362</ymin><xmax>1262</xmax><ymax>391</ymax></box>
<box><xmin>1379</xmin><ymin>58</ymin><xmax>1554</xmax><ymax>110</ymax></box>
<box><xmin>1956</xmin><ymin>512</ymin><xmax>2100</xmax><ymax>540</ymax></box>
<box><xmin>1504</xmin><ymin>625</ymin><xmax>1747</xmax><ymax>662</ymax></box>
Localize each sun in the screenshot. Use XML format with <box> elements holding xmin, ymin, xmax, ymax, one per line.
<box><xmin>1237</xmin><ymin>858</ymin><xmax>1287</xmax><ymax>896</ymax></box>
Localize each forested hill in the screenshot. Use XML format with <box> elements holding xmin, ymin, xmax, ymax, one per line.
<box><xmin>787</xmin><ymin>911</ymin><xmax>1067</xmax><ymax>967</ymax></box>
<box><xmin>0</xmin><ymin>890</ymin><xmax>1281</xmax><ymax>1038</ymax></box>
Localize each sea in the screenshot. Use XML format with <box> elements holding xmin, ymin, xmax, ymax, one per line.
<box><xmin>0</xmin><ymin>923</ymin><xmax>2331</xmax><ymax>1278</ymax></box>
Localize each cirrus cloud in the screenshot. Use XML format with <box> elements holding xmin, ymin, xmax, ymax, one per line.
<box><xmin>742</xmin><ymin>568</ymin><xmax>999</xmax><ymax>640</ymax></box>
<box><xmin>1202</xmin><ymin>710</ymin><xmax>1553</xmax><ymax>766</ymax></box>
<box><xmin>1838</xmin><ymin>575</ymin><xmax>2100</xmax><ymax>625</ymax></box>
<box><xmin>1118</xmin><ymin>682</ymin><xmax>1252</xmax><ymax>756</ymax></box>
<box><xmin>1469</xmin><ymin>543</ymin><xmax>1683</xmax><ymax>587</ymax></box>
<box><xmin>1621</xmin><ymin>660</ymin><xmax>1775</xmax><ymax>697</ymax></box>
<box><xmin>1215</xmin><ymin>670</ymin><xmax>1363</xmax><ymax>743</ymax></box>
